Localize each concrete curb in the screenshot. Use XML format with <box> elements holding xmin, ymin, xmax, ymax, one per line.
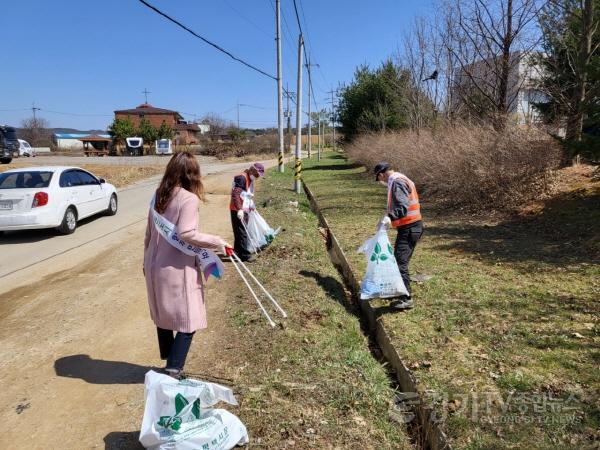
<box><xmin>303</xmin><ymin>181</ymin><xmax>451</xmax><ymax>450</ymax></box>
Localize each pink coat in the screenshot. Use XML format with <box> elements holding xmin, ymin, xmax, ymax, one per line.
<box><xmin>144</xmin><ymin>187</ymin><xmax>223</xmax><ymax>333</ymax></box>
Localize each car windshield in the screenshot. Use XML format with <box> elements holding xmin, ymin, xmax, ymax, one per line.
<box><xmin>0</xmin><ymin>171</ymin><xmax>53</xmax><ymax>189</ymax></box>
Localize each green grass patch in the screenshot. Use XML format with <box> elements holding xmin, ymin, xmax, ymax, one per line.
<box><xmin>224</xmin><ymin>163</ymin><xmax>412</xmax><ymax>448</ymax></box>
<box><xmin>298</xmin><ymin>152</ymin><xmax>599</xmax><ymax>450</ymax></box>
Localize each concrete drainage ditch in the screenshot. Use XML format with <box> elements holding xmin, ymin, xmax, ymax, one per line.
<box><xmin>303</xmin><ymin>181</ymin><xmax>451</xmax><ymax>450</ymax></box>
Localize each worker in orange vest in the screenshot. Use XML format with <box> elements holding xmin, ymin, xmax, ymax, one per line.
<box><xmin>230</xmin><ymin>163</ymin><xmax>265</xmax><ymax>262</ymax></box>
<box><xmin>374</xmin><ymin>162</ymin><xmax>423</xmax><ymax>309</ymax></box>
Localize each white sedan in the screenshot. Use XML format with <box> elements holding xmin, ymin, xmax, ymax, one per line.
<box><xmin>0</xmin><ymin>166</ymin><xmax>118</xmax><ymax>234</ymax></box>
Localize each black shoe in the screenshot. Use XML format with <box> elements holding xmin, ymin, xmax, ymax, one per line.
<box><xmin>164</xmin><ymin>368</ymin><xmax>186</xmax><ymax>380</ymax></box>
<box><xmin>241</xmin><ymin>254</ymin><xmax>257</xmax><ymax>262</ymax></box>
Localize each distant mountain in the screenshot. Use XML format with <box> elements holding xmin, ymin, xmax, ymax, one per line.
<box><xmin>11</xmin><ymin>127</ymin><xmax>107</xmax><ymax>136</ymax></box>
<box><xmin>48</xmin><ymin>128</ymin><xmax>108</xmax><ymax>135</ymax></box>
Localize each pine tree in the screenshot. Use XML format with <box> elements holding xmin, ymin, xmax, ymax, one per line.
<box><xmin>537</xmin><ymin>0</ymin><xmax>600</xmax><ymax>159</ymax></box>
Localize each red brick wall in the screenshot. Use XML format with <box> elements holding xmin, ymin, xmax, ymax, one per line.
<box><xmin>115</xmin><ymin>112</ymin><xmax>177</xmax><ymax>128</ymax></box>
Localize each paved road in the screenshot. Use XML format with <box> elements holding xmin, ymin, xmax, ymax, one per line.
<box><xmin>0</xmin><ymin>158</ymin><xmax>274</xmax><ymax>294</ymax></box>
<box><xmin>0</xmin><ymin>161</ymin><xmax>261</xmax><ymax>449</ymax></box>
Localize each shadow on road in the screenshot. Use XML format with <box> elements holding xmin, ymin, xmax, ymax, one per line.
<box><xmin>0</xmin><ymin>215</ymin><xmax>105</xmax><ymax>245</ymax></box>
<box><xmin>55</xmin><ymin>354</ymin><xmax>151</xmax><ymax>384</ymax></box>
<box><xmin>104</xmin><ymin>431</ymin><xmax>143</xmax><ymax>450</ymax></box>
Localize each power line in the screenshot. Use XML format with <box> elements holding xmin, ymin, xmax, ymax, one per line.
<box><xmin>291</xmin><ymin>0</ymin><xmax>303</xmax><ymax>34</ymax></box>
<box><xmin>239</xmin><ymin>103</ymin><xmax>276</xmax><ymax>111</ymax></box>
<box><xmin>288</xmin><ymin>0</ymin><xmax>321</xmax><ymax>113</ymax></box>
<box><xmin>296</xmin><ymin>0</ymin><xmax>329</xmax><ymax>92</ymax></box>
<box><xmin>1</xmin><ymin>106</ymin><xmax>113</xmax><ymax>117</ymax></box>
<box><xmin>273</xmin><ymin>0</ymin><xmax>298</xmax><ymax>52</ymax></box>
<box><xmin>267</xmin><ymin>0</ymin><xmax>298</xmax><ymax>78</ymax></box>
<box><xmin>137</xmin><ymin>0</ymin><xmax>277</xmax><ymax>81</ymax></box>
<box><xmin>0</xmin><ymin>108</ymin><xmax>30</xmax><ymax>112</ymax></box>
<box><xmin>223</xmin><ymin>0</ymin><xmax>272</xmax><ymax>39</ymax></box>
<box><xmin>39</xmin><ymin>109</ymin><xmax>112</xmax><ymax>117</ymax></box>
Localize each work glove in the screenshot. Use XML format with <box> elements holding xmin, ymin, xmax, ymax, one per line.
<box><xmin>378</xmin><ymin>216</ymin><xmax>391</xmax><ymax>230</ymax></box>
<box><xmin>237</xmin><ymin>210</ymin><xmax>245</xmax><ymax>221</ymax></box>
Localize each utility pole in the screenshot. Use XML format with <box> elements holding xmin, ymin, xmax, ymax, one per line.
<box><xmin>276</xmin><ymin>0</ymin><xmax>284</xmax><ymax>172</ymax></box>
<box><xmin>31</xmin><ymin>102</ymin><xmax>40</xmax><ymax>120</ymax></box>
<box><xmin>326</xmin><ymin>89</ymin><xmax>338</xmax><ymax>151</ymax></box>
<box><xmin>294</xmin><ymin>35</ymin><xmax>304</xmax><ymax>194</ymax></box>
<box><xmin>284</xmin><ymin>85</ymin><xmax>294</xmax><ymax>155</ymax></box>
<box><xmin>306</xmin><ymin>59</ymin><xmax>312</xmax><ymax>159</ymax></box>
<box><xmin>305</xmin><ymin>59</ymin><xmax>319</xmax><ymax>159</ymax></box>
<box><xmin>317</xmin><ymin>112</ymin><xmax>321</xmax><ymax>161</ymax></box>
<box><xmin>237</xmin><ymin>99</ymin><xmax>240</xmax><ymax>129</ymax></box>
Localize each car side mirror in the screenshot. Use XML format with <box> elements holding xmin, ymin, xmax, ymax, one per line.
<box><xmin>99</xmin><ymin>178</ymin><xmax>106</xmax><ymax>184</ymax></box>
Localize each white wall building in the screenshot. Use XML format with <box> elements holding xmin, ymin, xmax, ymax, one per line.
<box><xmin>52</xmin><ymin>133</ymin><xmax>111</xmax><ymax>150</ymax></box>
<box><xmin>196</xmin><ymin>123</ymin><xmax>210</xmax><ymax>135</ymax></box>
<box><xmin>452</xmin><ymin>52</ymin><xmax>548</xmax><ymax>125</ymax></box>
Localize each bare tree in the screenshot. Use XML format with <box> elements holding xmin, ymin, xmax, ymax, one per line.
<box><xmin>396</xmin><ymin>18</ymin><xmax>444</xmax><ymax>129</ymax></box>
<box><xmin>199</xmin><ymin>113</ymin><xmax>234</xmax><ymax>138</ymax></box>
<box><xmin>442</xmin><ymin>0</ymin><xmax>542</xmax><ymax>128</ymax></box>
<box><xmin>20</xmin><ymin>117</ymin><xmax>51</xmax><ymax>146</ymax></box>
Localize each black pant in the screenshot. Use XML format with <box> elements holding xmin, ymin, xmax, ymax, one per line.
<box><xmin>157</xmin><ymin>327</ymin><xmax>195</xmax><ymax>371</ymax></box>
<box><xmin>394</xmin><ymin>221</ymin><xmax>423</xmax><ymax>296</ymax></box>
<box><xmin>230</xmin><ymin>211</ymin><xmax>251</xmax><ymax>260</ymax></box>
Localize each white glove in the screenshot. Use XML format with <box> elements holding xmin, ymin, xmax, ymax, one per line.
<box><xmin>237</xmin><ymin>210</ymin><xmax>244</xmax><ymax>221</ymax></box>
<box><xmin>377</xmin><ymin>216</ymin><xmax>391</xmax><ymax>230</ymax></box>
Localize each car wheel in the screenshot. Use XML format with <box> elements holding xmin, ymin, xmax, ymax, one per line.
<box><xmin>57</xmin><ymin>207</ymin><xmax>77</xmax><ymax>234</ymax></box>
<box><xmin>106</xmin><ymin>194</ymin><xmax>118</xmax><ymax>216</ymax></box>
<box><xmin>0</xmin><ymin>158</ymin><xmax>11</xmax><ymax>164</ymax></box>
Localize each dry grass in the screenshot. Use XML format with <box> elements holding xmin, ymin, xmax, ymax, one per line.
<box><xmin>345</xmin><ymin>123</ymin><xmax>562</xmax><ymax>212</ymax></box>
<box><xmin>0</xmin><ymin>163</ymin><xmax>164</xmax><ymax>188</ymax></box>
<box><xmin>212</xmin><ymin>169</ymin><xmax>412</xmax><ymax>448</ymax></box>
<box><xmin>299</xmin><ymin>152</ymin><xmax>599</xmax><ymax>450</ymax></box>
<box><xmin>198</xmin><ymin>135</ymin><xmax>279</xmax><ymax>160</ymax></box>
<box><xmin>78</xmin><ymin>165</ymin><xmax>164</xmax><ymax>188</ymax></box>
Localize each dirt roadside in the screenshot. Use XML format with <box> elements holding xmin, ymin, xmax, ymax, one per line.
<box><xmin>0</xmin><ymin>170</ymin><xmax>242</xmax><ymax>449</ymax></box>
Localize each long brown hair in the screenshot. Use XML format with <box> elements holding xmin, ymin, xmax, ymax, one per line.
<box><xmin>155</xmin><ymin>151</ymin><xmax>206</xmax><ymax>213</ymax></box>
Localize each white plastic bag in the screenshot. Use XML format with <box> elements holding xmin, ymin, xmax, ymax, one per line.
<box><xmin>240</xmin><ymin>191</ymin><xmax>254</xmax><ymax>212</ymax></box>
<box><xmin>246</xmin><ymin>209</ymin><xmax>279</xmax><ymax>253</ymax></box>
<box><xmin>357</xmin><ymin>229</ymin><xmax>409</xmax><ymax>300</ymax></box>
<box><xmin>139</xmin><ymin>371</ymin><xmax>249</xmax><ymax>450</ymax></box>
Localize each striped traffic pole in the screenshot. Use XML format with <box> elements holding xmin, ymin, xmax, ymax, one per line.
<box><xmin>294</xmin><ymin>157</ymin><xmax>302</xmax><ymax>193</ymax></box>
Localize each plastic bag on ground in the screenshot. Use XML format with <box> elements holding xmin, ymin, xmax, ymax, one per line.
<box><xmin>357</xmin><ymin>229</ymin><xmax>409</xmax><ymax>300</ymax></box>
<box><xmin>246</xmin><ymin>209</ymin><xmax>280</xmax><ymax>253</ymax></box>
<box><xmin>139</xmin><ymin>370</ymin><xmax>249</xmax><ymax>450</ymax></box>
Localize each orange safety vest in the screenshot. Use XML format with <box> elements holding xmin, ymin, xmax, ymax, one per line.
<box><xmin>229</xmin><ymin>172</ymin><xmax>252</xmax><ymax>211</ymax></box>
<box><xmin>388</xmin><ymin>173</ymin><xmax>422</xmax><ymax>228</ymax></box>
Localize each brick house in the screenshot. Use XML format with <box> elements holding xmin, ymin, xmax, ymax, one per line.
<box><xmin>113</xmin><ymin>103</ymin><xmax>201</xmax><ymax>144</ymax></box>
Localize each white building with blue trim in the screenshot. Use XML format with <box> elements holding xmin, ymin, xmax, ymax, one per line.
<box><xmin>52</xmin><ymin>133</ymin><xmax>110</xmax><ymax>150</ymax></box>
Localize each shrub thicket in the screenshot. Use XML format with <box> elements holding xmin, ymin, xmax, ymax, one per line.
<box><xmin>345</xmin><ymin>124</ymin><xmax>562</xmax><ymax>211</ymax></box>
<box><xmin>197</xmin><ymin>134</ymin><xmax>278</xmax><ymax>160</ymax></box>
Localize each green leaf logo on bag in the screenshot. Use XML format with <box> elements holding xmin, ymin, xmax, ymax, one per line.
<box><xmin>370</xmin><ymin>242</ymin><xmax>391</xmax><ymax>264</ymax></box>
<box><xmin>157</xmin><ymin>393</ymin><xmax>201</xmax><ymax>431</ymax></box>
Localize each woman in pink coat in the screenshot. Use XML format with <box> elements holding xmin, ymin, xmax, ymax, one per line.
<box><xmin>144</xmin><ymin>151</ymin><xmax>231</xmax><ymax>378</ymax></box>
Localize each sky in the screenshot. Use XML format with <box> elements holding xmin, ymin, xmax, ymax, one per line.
<box><xmin>0</xmin><ymin>0</ymin><xmax>434</xmax><ymax>130</ymax></box>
